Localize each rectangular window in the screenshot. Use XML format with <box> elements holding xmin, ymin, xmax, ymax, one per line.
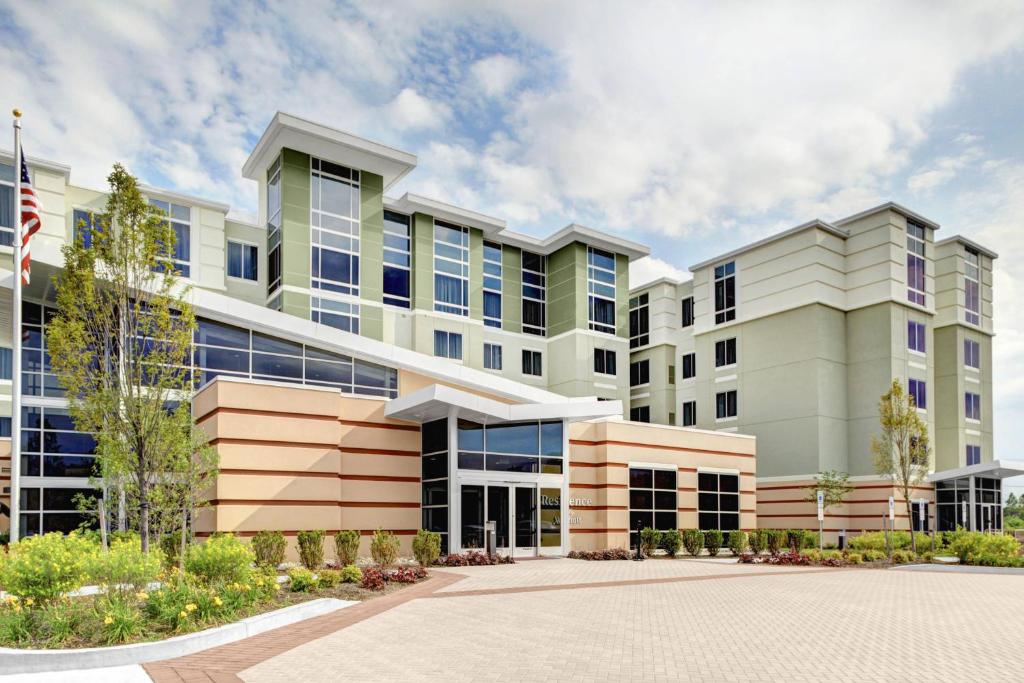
<box><xmin>964</xmin><ymin>338</ymin><xmax>980</xmax><ymax>369</ymax></box>
<box><xmin>434</xmin><ymin>220</ymin><xmax>470</xmax><ymax>316</ymax></box>
<box><xmin>716</xmin><ymin>390</ymin><xmax>737</xmax><ymax>420</ymax></box>
<box><xmin>267</xmin><ymin>157</ymin><xmax>282</xmax><ymax>294</ymax></box>
<box><xmin>72</xmin><ymin>208</ymin><xmax>105</xmax><ymax>248</ymax></box>
<box><xmin>965</xmin><ymin>249</ymin><xmax>980</xmax><ymax>325</ymax></box>
<box><xmin>698</xmin><ymin>471</ymin><xmax>740</xmax><ymax>531</ymax></box>
<box><xmin>907</xmin><ymin>320</ymin><xmax>926</xmax><ymax>353</ymax></box>
<box><xmin>629</xmin><ymin>359</ymin><xmax>650</xmax><ymax>387</ymax></box>
<box><xmin>311</xmin><ymin>158</ymin><xmax>360</xmax><ymax>296</ymax></box>
<box><xmin>0</xmin><ymin>161</ymin><xmax>14</xmax><ymax>247</ymax></box>
<box><xmin>434</xmin><ymin>331</ymin><xmax>463</xmax><ymax>360</ymax></box>
<box><xmin>150</xmin><ymin>198</ymin><xmax>191</xmax><ymax>277</ymax></box>
<box><xmin>421</xmin><ymin>419</ymin><xmax>449</xmax><ymax>554</ymax></box>
<box><xmin>681</xmin><ymin>352</ymin><xmax>696</xmax><ymax>380</ymax></box>
<box><xmin>227</xmin><ymin>241</ymin><xmax>258</xmax><ymax>281</ymax></box>
<box><xmin>906</xmin><ymin>219</ymin><xmax>926</xmax><ymax>306</ymax></box>
<box><xmin>715</xmin><ymin>338</ymin><xmax>737</xmax><ymax>367</ymax></box>
<box><xmin>668</xmin><ymin>365</ymin><xmax>675</xmax><ymax>384</ymax></box>
<box><xmin>522</xmin><ymin>251</ymin><xmax>546</xmax><ymax>335</ymax></box>
<box><xmin>483</xmin><ymin>343</ymin><xmax>502</xmax><ymax>370</ymax></box>
<box><xmin>383</xmin><ymin>211</ymin><xmax>412</xmax><ymax>308</ymax></box>
<box><xmin>966</xmin><ymin>445</ymin><xmax>981</xmax><ymax>466</ymax></box>
<box><xmin>682</xmin><ymin>401</ymin><xmax>697</xmax><ymax>427</ymax></box>
<box><xmin>456</xmin><ymin>419</ymin><xmax>564</xmax><ymax>476</ymax></box>
<box><xmin>629</xmin><ymin>406</ymin><xmax>650</xmax><ymax>423</ymax></box>
<box><xmin>483</xmin><ymin>241</ymin><xmax>502</xmax><ymax>327</ymax></box>
<box><xmin>310</xmin><ymin>297</ymin><xmax>359</xmax><ymax>334</ymax></box>
<box><xmin>587</xmin><ymin>247</ymin><xmax>617</xmax><ymax>334</ymax></box>
<box><xmin>909</xmin><ymin>378</ymin><xmax>927</xmax><ymax>410</ymax></box>
<box><xmin>629</xmin><ymin>293</ymin><xmax>649</xmax><ymax>348</ymax></box>
<box><xmin>681</xmin><ymin>296</ymin><xmax>694</xmax><ymax>328</ymax></box>
<box><xmin>965</xmin><ymin>392</ymin><xmax>981</xmax><ymax>421</ymax></box>
<box><xmin>628</xmin><ymin>466</ymin><xmax>677</xmax><ymax>548</ymax></box>
<box><xmin>522</xmin><ymin>349</ymin><xmax>542</xmax><ymax>376</ymax></box>
<box><xmin>594</xmin><ymin>348</ymin><xmax>617</xmax><ymax>376</ymax></box>
<box><xmin>714</xmin><ymin>262</ymin><xmax>736</xmax><ymax>324</ymax></box>
<box><xmin>0</xmin><ymin>347</ymin><xmax>11</xmax><ymax>380</ymax></box>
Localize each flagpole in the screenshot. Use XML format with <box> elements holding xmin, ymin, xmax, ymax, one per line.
<box><xmin>9</xmin><ymin>109</ymin><xmax>22</xmax><ymax>542</ymax></box>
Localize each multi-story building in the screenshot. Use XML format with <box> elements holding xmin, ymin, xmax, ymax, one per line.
<box><xmin>628</xmin><ymin>204</ymin><xmax>1021</xmax><ymax>535</ymax></box>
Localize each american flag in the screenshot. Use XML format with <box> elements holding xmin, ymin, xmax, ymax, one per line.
<box><xmin>19</xmin><ymin>147</ymin><xmax>41</xmax><ymax>285</ymax></box>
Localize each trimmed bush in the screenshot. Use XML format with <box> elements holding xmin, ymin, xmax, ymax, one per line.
<box><xmin>727</xmin><ymin>531</ymin><xmax>748</xmax><ymax>556</ymax></box>
<box><xmin>682</xmin><ymin>529</ymin><xmax>704</xmax><ymax>556</ymax></box>
<box><xmin>786</xmin><ymin>529</ymin><xmax>816</xmax><ymax>552</ymax></box>
<box><xmin>340</xmin><ymin>564</ymin><xmax>363</xmax><ymax>583</ymax></box>
<box><xmin>661</xmin><ymin>529</ymin><xmax>682</xmax><ymax>557</ymax></box>
<box><xmin>334</xmin><ymin>530</ymin><xmax>361</xmax><ymax>567</ymax></box>
<box><xmin>252</xmin><ymin>531</ymin><xmax>286</xmax><ymax>569</ymax></box>
<box><xmin>766</xmin><ymin>529</ymin><xmax>787</xmax><ymax>555</ymax></box>
<box><xmin>748</xmin><ymin>530</ymin><xmax>766</xmax><ymax>555</ymax></box>
<box><xmin>288</xmin><ymin>567</ymin><xmax>316</xmax><ymax>592</ymax></box>
<box><xmin>185</xmin><ymin>534</ymin><xmax>254</xmax><ymax>584</ymax></box>
<box><xmin>947</xmin><ymin>529</ymin><xmax>1021</xmax><ymax>565</ymax></box>
<box><xmin>317</xmin><ymin>569</ymin><xmax>342</xmax><ymax>589</ymax></box>
<box><xmin>297</xmin><ymin>530</ymin><xmax>325</xmax><ymax>570</ymax></box>
<box><xmin>845</xmin><ymin>552</ymin><xmax>864</xmax><ymax>565</ymax></box>
<box><xmin>639</xmin><ymin>527</ymin><xmax>662</xmax><ymax>556</ymax></box>
<box><xmin>891</xmin><ymin>550</ymin><xmax>915</xmax><ymax>565</ymax></box>
<box><xmin>861</xmin><ymin>549</ymin><xmax>886</xmax><ymax>562</ymax></box>
<box><xmin>566</xmin><ymin>548</ymin><xmax>632</xmax><ymax>561</ymax></box>
<box><xmin>370</xmin><ymin>529</ymin><xmax>400</xmax><ymax>567</ymax></box>
<box><xmin>704</xmin><ymin>530</ymin><xmax>724</xmax><ymax>557</ymax></box>
<box><xmin>86</xmin><ymin>537</ymin><xmax>162</xmax><ymax>594</ymax></box>
<box><xmin>0</xmin><ymin>532</ymin><xmax>94</xmax><ymax>602</ymax></box>
<box><xmin>412</xmin><ymin>529</ymin><xmax>441</xmax><ymax>567</ymax></box>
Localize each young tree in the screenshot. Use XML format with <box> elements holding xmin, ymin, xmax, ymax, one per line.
<box><xmin>871</xmin><ymin>379</ymin><xmax>930</xmax><ymax>555</ymax></box>
<box><xmin>804</xmin><ymin>470</ymin><xmax>854</xmax><ymax>516</ymax></box>
<box><xmin>47</xmin><ymin>164</ymin><xmax>217</xmax><ymax>552</ymax></box>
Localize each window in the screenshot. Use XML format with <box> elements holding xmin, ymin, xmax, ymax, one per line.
<box><xmin>588</xmin><ymin>247</ymin><xmax>616</xmax><ymax>334</ymax></box>
<box><xmin>698</xmin><ymin>471</ymin><xmax>739</xmax><ymax>531</ymax></box>
<box><xmin>715</xmin><ymin>338</ymin><xmax>736</xmax><ymax>367</ymax></box>
<box><xmin>681</xmin><ymin>296</ymin><xmax>694</xmax><ymax>328</ymax></box>
<box><xmin>935</xmin><ymin>477</ymin><xmax>972</xmax><ymax>532</ymax></box>
<box><xmin>909</xmin><ymin>378</ymin><xmax>927</xmax><ymax>410</ymax></box>
<box><xmin>714</xmin><ymin>262</ymin><xmax>736</xmax><ymax>324</ymax></box>
<box><xmin>19</xmin><ymin>485</ymin><xmax>100</xmax><ymax>537</ymax></box>
<box><xmin>629</xmin><ymin>359</ymin><xmax>649</xmax><ymax>387</ymax></box>
<box><xmin>629</xmin><ymin>406</ymin><xmax>650</xmax><ymax>423</ymax></box>
<box><xmin>435</xmin><ymin>220</ymin><xmax>469</xmax><ymax>316</ymax></box>
<box><xmin>594</xmin><ymin>348</ymin><xmax>616</xmax><ymax>376</ymax></box>
<box><xmin>681</xmin><ymin>353</ymin><xmax>696</xmax><ymax>380</ymax></box>
<box><xmin>20</xmin><ymin>406</ymin><xmax>97</xmax><ymax>480</ymax></box>
<box><xmin>421</xmin><ymin>419</ymin><xmax>450</xmax><ymax>554</ymax></box>
<box><xmin>456</xmin><ymin>419</ymin><xmax>564</xmax><ymax>475</ymax></box>
<box><xmin>629</xmin><ymin>293</ymin><xmax>649</xmax><ymax>348</ymax></box>
<box><xmin>682</xmin><ymin>401</ymin><xmax>697</xmax><ymax>427</ymax></box>
<box><xmin>483</xmin><ymin>343</ymin><xmax>502</xmax><ymax>370</ymax></box>
<box><xmin>668</xmin><ymin>365</ymin><xmax>675</xmax><ymax>384</ymax></box>
<box><xmin>628</xmin><ymin>466</ymin><xmax>677</xmax><ymax>548</ymax></box>
<box><xmin>21</xmin><ymin>301</ymin><xmax>64</xmax><ymax>398</ymax></box>
<box><xmin>72</xmin><ymin>208</ymin><xmax>104</xmax><ymax>248</ymax></box>
<box><xmin>150</xmin><ymin>199</ymin><xmax>191</xmax><ymax>277</ymax></box>
<box><xmin>434</xmin><ymin>331</ymin><xmax>463</xmax><ymax>360</ymax></box>
<box><xmin>311</xmin><ymin>158</ymin><xmax>360</xmax><ymax>296</ymax></box>
<box><xmin>383</xmin><ymin>211</ymin><xmax>411</xmax><ymax>308</ymax></box>
<box><xmin>964</xmin><ymin>338</ymin><xmax>980</xmax><ymax>369</ymax></box>
<box><xmin>311</xmin><ymin>297</ymin><xmax>359</xmax><ymax>334</ymax></box>
<box><xmin>907</xmin><ymin>320</ymin><xmax>926</xmax><ymax>353</ymax></box>
<box><xmin>0</xmin><ymin>161</ymin><xmax>13</xmax><ymax>246</ymax></box>
<box><xmin>966</xmin><ymin>445</ymin><xmax>981</xmax><ymax>466</ymax></box>
<box><xmin>522</xmin><ymin>349</ymin><xmax>542</xmax><ymax>376</ymax></box>
<box><xmin>965</xmin><ymin>249</ymin><xmax>980</xmax><ymax>325</ymax></box>
<box><xmin>522</xmin><ymin>251</ymin><xmax>546</xmax><ymax>335</ymax></box>
<box><xmin>906</xmin><ymin>219</ymin><xmax>926</xmax><ymax>306</ymax></box>
<box><xmin>0</xmin><ymin>347</ymin><xmax>11</xmax><ymax>380</ymax></box>
<box><xmin>483</xmin><ymin>241</ymin><xmax>502</xmax><ymax>327</ymax></box>
<box><xmin>965</xmin><ymin>392</ymin><xmax>981</xmax><ymax>421</ymax></box>
<box><xmin>267</xmin><ymin>156</ymin><xmax>282</xmax><ymax>294</ymax></box>
<box><xmin>716</xmin><ymin>390</ymin><xmax>737</xmax><ymax>420</ymax></box>
<box><xmin>227</xmin><ymin>241</ymin><xmax>258</xmax><ymax>281</ymax></box>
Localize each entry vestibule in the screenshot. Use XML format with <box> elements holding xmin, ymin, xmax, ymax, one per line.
<box><xmin>930</xmin><ymin>460</ymin><xmax>1024</xmax><ymax>532</ymax></box>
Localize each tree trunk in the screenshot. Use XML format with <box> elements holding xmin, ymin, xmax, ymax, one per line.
<box><xmin>905</xmin><ymin>497</ymin><xmax>917</xmax><ymax>555</ymax></box>
<box><xmin>139</xmin><ymin>468</ymin><xmax>150</xmax><ymax>553</ymax></box>
<box><xmin>98</xmin><ymin>497</ymin><xmax>108</xmax><ymax>551</ymax></box>
<box><xmin>179</xmin><ymin>507</ymin><xmax>188</xmax><ymax>573</ymax></box>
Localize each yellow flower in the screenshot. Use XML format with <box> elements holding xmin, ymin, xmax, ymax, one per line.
<box><xmin>178</xmin><ymin>610</ymin><xmax>188</xmax><ymax>619</ymax></box>
<box><xmin>104</xmin><ymin>615</ymin><xmax>113</xmax><ymax>625</ymax></box>
<box><xmin>213</xmin><ymin>597</ymin><xmax>223</xmax><ymax>606</ymax></box>
<box><xmin>13</xmin><ymin>605</ymin><xmax>21</xmax><ymax>613</ymax></box>
<box><xmin>136</xmin><ymin>592</ymin><xmax>148</xmax><ymax>600</ymax></box>
<box><xmin>24</xmin><ymin>598</ymin><xmax>34</xmax><ymax>606</ymax></box>
<box><xmin>273</xmin><ymin>584</ymin><xmax>281</xmax><ymax>591</ymax></box>
<box><xmin>256</xmin><ymin>579</ymin><xmax>264</xmax><ymax>587</ymax></box>
<box><xmin>185</xmin><ymin>603</ymin><xmax>197</xmax><ymax>612</ymax></box>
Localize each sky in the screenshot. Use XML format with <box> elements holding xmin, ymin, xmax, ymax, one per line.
<box><xmin>1</xmin><ymin>1</ymin><xmax>1023</xmax><ymax>484</ymax></box>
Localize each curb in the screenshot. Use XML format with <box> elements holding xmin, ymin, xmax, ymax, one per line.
<box><xmin>0</xmin><ymin>598</ymin><xmax>355</xmax><ymax>675</ymax></box>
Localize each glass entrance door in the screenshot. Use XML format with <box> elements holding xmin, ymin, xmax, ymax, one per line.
<box><xmin>487</xmin><ymin>485</ymin><xmax>510</xmax><ymax>550</ymax></box>
<box><xmin>514</xmin><ymin>486</ymin><xmax>537</xmax><ymax>554</ymax></box>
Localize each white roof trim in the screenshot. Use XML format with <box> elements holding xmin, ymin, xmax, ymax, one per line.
<box><xmin>834</xmin><ymin>201</ymin><xmax>940</xmax><ymax>230</ymax></box>
<box><xmin>935</xmin><ymin>235</ymin><xmax>999</xmax><ymax>260</ymax></box>
<box><xmin>386</xmin><ymin>193</ymin><xmax>506</xmax><ymax>233</ymax></box>
<box><xmin>629</xmin><ymin>275</ymin><xmax>693</xmax><ymax>293</ymax></box>
<box><xmin>384</xmin><ymin>383</ymin><xmax>622</xmax><ymax>423</ymax></box>
<box><xmin>499</xmin><ymin>223</ymin><xmax>649</xmax><ymax>261</ymax></box>
<box><xmin>689</xmin><ymin>219</ymin><xmax>847</xmax><ymax>272</ymax></box>
<box><xmin>0</xmin><ymin>149</ymin><xmax>71</xmax><ymax>178</ymax></box>
<box><xmin>927</xmin><ymin>459</ymin><xmax>1024</xmax><ymax>482</ymax></box>
<box><xmin>139</xmin><ymin>184</ymin><xmax>230</xmax><ymax>214</ymax></box>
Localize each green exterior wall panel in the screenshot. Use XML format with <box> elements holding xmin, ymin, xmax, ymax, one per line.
<box><xmin>280</xmin><ymin>149</ymin><xmax>310</xmax><ymax>309</ymax></box>
<box><xmin>359</xmin><ymin>172</ymin><xmax>384</xmax><ymax>304</ymax></box>
<box><xmin>361</xmin><ymin>305</ymin><xmax>384</xmax><ymax>341</ymax></box>
<box><xmin>502</xmin><ymin>246</ymin><xmax>522</xmax><ymax>333</ymax></box>
<box><xmin>615</xmin><ymin>254</ymin><xmax>629</xmax><ymax>338</ymax></box>
<box><xmin>469</xmin><ymin>228</ymin><xmax>484</xmax><ymax>320</ymax></box>
<box><xmin>413</xmin><ymin>213</ymin><xmax>434</xmax><ymax>311</ymax></box>
<box><xmin>547</xmin><ymin>243</ymin><xmax>580</xmax><ymax>337</ymax></box>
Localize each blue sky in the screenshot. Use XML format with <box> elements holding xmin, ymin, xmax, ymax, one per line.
<box><xmin>1</xmin><ymin>1</ymin><xmax>1023</xmax><ymax>484</ymax></box>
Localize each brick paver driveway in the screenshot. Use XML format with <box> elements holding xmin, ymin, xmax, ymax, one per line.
<box><xmin>152</xmin><ymin>559</ymin><xmax>1024</xmax><ymax>682</ymax></box>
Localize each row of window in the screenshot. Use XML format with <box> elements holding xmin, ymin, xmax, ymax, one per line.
<box><xmin>433</xmin><ymin>331</ymin><xmax>543</xmax><ymax>377</ymax></box>
<box><xmin>630</xmin><ymin>390</ymin><xmax>738</xmax><ymax>425</ymax></box>
<box><xmin>627</xmin><ymin>466</ymin><xmax>740</xmax><ymax>547</ymax></box>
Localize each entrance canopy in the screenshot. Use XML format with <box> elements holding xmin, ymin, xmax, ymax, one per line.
<box><xmin>384</xmin><ymin>384</ymin><xmax>623</xmax><ymax>424</ymax></box>
<box><xmin>927</xmin><ymin>459</ymin><xmax>1024</xmax><ymax>483</ymax></box>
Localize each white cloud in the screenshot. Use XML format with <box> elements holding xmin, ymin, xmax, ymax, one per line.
<box><xmin>907</xmin><ymin>146</ymin><xmax>984</xmax><ymax>193</ymax></box>
<box><xmin>470</xmin><ymin>54</ymin><xmax>525</xmax><ymax>98</ymax></box>
<box><xmin>386</xmin><ymin>88</ymin><xmax>451</xmax><ymax>131</ymax></box>
<box><xmin>630</xmin><ymin>257</ymin><xmax>690</xmax><ymax>288</ymax></box>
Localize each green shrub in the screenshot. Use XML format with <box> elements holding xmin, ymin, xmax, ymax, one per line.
<box><xmin>96</xmin><ymin>593</ymin><xmax>144</xmax><ymax>645</ymax></box>
<box><xmin>786</xmin><ymin>529</ymin><xmax>816</xmax><ymax>551</ymax></box>
<box><xmin>0</xmin><ymin>532</ymin><xmax>9</xmax><ymax>547</ymax></box>
<box><xmin>639</xmin><ymin>527</ymin><xmax>662</xmax><ymax>556</ymax></box>
<box><xmin>160</xmin><ymin>531</ymin><xmax>185</xmax><ymax>569</ymax></box>
<box><xmin>766</xmin><ymin>529</ymin><xmax>787</xmax><ymax>555</ymax></box>
<box><xmin>251</xmin><ymin>531</ymin><xmax>286</xmax><ymax>569</ymax></box>
<box><xmin>340</xmin><ymin>564</ymin><xmax>362</xmax><ymax>584</ymax></box>
<box><xmin>861</xmin><ymin>549</ymin><xmax>886</xmax><ymax>562</ymax></box>
<box><xmin>370</xmin><ymin>529</ymin><xmax>400</xmax><ymax>566</ymax></box>
<box><xmin>412</xmin><ymin>529</ymin><xmax>441</xmax><ymax>567</ymax></box>
<box><xmin>288</xmin><ymin>567</ymin><xmax>316</xmax><ymax>592</ymax></box>
<box><xmin>682</xmin><ymin>529</ymin><xmax>704</xmax><ymax>556</ymax></box>
<box><xmin>821</xmin><ymin>550</ymin><xmax>843</xmax><ymax>561</ymax></box>
<box><xmin>891</xmin><ymin>549</ymin><xmax>916</xmax><ymax>564</ymax></box>
<box><xmin>184</xmin><ymin>534</ymin><xmax>254</xmax><ymax>584</ymax></box>
<box><xmin>727</xmin><ymin>531</ymin><xmax>748</xmax><ymax>556</ymax></box>
<box><xmin>86</xmin><ymin>537</ymin><xmax>162</xmax><ymax>594</ymax></box>
<box><xmin>37</xmin><ymin>600</ymin><xmax>82</xmax><ymax>647</ymax></box>
<box><xmin>661</xmin><ymin>529</ymin><xmax>682</xmax><ymax>557</ymax></box>
<box><xmin>848</xmin><ymin>530</ymin><xmax>933</xmax><ymax>553</ymax></box>
<box><xmin>704</xmin><ymin>530</ymin><xmax>724</xmax><ymax>557</ymax></box>
<box><xmin>297</xmin><ymin>530</ymin><xmax>325</xmax><ymax>570</ymax></box>
<box><xmin>334</xmin><ymin>530</ymin><xmax>361</xmax><ymax>566</ymax></box>
<box><xmin>845</xmin><ymin>552</ymin><xmax>864</xmax><ymax>565</ymax></box>
<box><xmin>802</xmin><ymin>549</ymin><xmax>822</xmax><ymax>563</ymax></box>
<box><xmin>0</xmin><ymin>532</ymin><xmax>94</xmax><ymax>602</ymax></box>
<box><xmin>317</xmin><ymin>569</ymin><xmax>341</xmax><ymax>589</ymax></box>
<box><xmin>748</xmin><ymin>530</ymin><xmax>765</xmax><ymax>555</ymax></box>
<box><xmin>0</xmin><ymin>601</ymin><xmax>34</xmax><ymax>644</ymax></box>
<box><xmin>947</xmin><ymin>529</ymin><xmax>1021</xmax><ymax>565</ymax></box>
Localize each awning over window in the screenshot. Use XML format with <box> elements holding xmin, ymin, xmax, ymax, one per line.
<box><xmin>928</xmin><ymin>459</ymin><xmax>1024</xmax><ymax>483</ymax></box>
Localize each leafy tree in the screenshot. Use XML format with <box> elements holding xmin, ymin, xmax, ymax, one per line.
<box><xmin>871</xmin><ymin>379</ymin><xmax>930</xmax><ymax>555</ymax></box>
<box><xmin>805</xmin><ymin>470</ymin><xmax>854</xmax><ymax>517</ymax></box>
<box><xmin>1004</xmin><ymin>492</ymin><xmax>1020</xmax><ymax>517</ymax></box>
<box><xmin>47</xmin><ymin>164</ymin><xmax>217</xmax><ymax>553</ymax></box>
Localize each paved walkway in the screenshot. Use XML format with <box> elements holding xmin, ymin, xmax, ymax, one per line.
<box><xmin>142</xmin><ymin>558</ymin><xmax>1023</xmax><ymax>682</ymax></box>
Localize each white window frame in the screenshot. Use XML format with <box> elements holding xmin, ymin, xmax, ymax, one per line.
<box><xmin>964</xmin><ymin>338</ymin><xmax>980</xmax><ymax>372</ymax></box>
<box><xmin>682</xmin><ymin>400</ymin><xmax>697</xmax><ymax>427</ymax></box>
<box><xmin>483</xmin><ymin>342</ymin><xmax>502</xmax><ymax>371</ymax></box>
<box><xmin>434</xmin><ymin>330</ymin><xmax>463</xmax><ymax>361</ymax></box>
<box><xmin>594</xmin><ymin>348</ymin><xmax>617</xmax><ymax>376</ymax></box>
<box><xmin>227</xmin><ymin>239</ymin><xmax>259</xmax><ymax>283</ymax></box>
<box><xmin>713</xmin><ymin>262</ymin><xmax>736</xmax><ymax>324</ymax></box>
<box><xmin>434</xmin><ymin>220</ymin><xmax>470</xmax><ymax>317</ymax></box>
<box><xmin>483</xmin><ymin>241</ymin><xmax>502</xmax><ymax>328</ymax></box>
<box><xmin>149</xmin><ymin>197</ymin><xmax>193</xmax><ymax>278</ymax></box>
<box><xmin>310</xmin><ymin>157</ymin><xmax>361</xmax><ymax>297</ymax></box>
<box><xmin>310</xmin><ymin>297</ymin><xmax>360</xmax><ymax>335</ymax></box>
<box><xmin>629</xmin><ymin>358</ymin><xmax>650</xmax><ymax>388</ymax></box>
<box><xmin>715</xmin><ymin>389</ymin><xmax>738</xmax><ymax>422</ymax></box>
<box><xmin>382</xmin><ymin>210</ymin><xmax>412</xmax><ymax>308</ymax></box>
<box><xmin>909</xmin><ymin>378</ymin><xmax>927</xmax><ymax>412</ymax></box>
<box><xmin>629</xmin><ymin>293</ymin><xmax>649</xmax><ymax>348</ymax></box>
<box><xmin>0</xmin><ymin>160</ymin><xmax>16</xmax><ymax>246</ymax></box>
<box><xmin>266</xmin><ymin>156</ymin><xmax>283</xmax><ymax>295</ymax></box>
<box><xmin>587</xmin><ymin>246</ymin><xmax>617</xmax><ymax>335</ymax></box>
<box><xmin>522</xmin><ymin>347</ymin><xmax>543</xmax><ymax>377</ymax></box>
<box><xmin>714</xmin><ymin>338</ymin><xmax>737</xmax><ymax>369</ymax></box>
<box><xmin>522</xmin><ymin>251</ymin><xmax>546</xmax><ymax>336</ymax></box>
<box><xmin>906</xmin><ymin>220</ymin><xmax>927</xmax><ymax>307</ymax></box>
<box><xmin>681</xmin><ymin>352</ymin><xmax>696</xmax><ymax>381</ymax></box>
<box><xmin>907</xmin><ymin>319</ymin><xmax>926</xmax><ymax>356</ymax></box>
<box><xmin>964</xmin><ymin>249</ymin><xmax>980</xmax><ymax>326</ymax></box>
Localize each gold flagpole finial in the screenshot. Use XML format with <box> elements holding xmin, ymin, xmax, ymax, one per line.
<box><xmin>13</xmin><ymin>108</ymin><xmax>22</xmax><ymax>118</ymax></box>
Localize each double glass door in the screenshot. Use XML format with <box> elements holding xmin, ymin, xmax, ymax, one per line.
<box><xmin>461</xmin><ymin>484</ymin><xmax>537</xmax><ymax>555</ymax></box>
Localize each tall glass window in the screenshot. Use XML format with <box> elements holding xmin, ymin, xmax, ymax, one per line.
<box><xmin>0</xmin><ymin>161</ymin><xmax>15</xmax><ymax>247</ymax></box>
<box><xmin>20</xmin><ymin>406</ymin><xmax>97</xmax><ymax>479</ymax></box>
<box><xmin>311</xmin><ymin>297</ymin><xmax>359</xmax><ymax>334</ymax></box>
<box><xmin>483</xmin><ymin>241</ymin><xmax>502</xmax><ymax>328</ymax></box>
<box><xmin>908</xmin><ymin>320</ymin><xmax>926</xmax><ymax>353</ymax></box>
<box><xmin>227</xmin><ymin>241</ymin><xmax>258</xmax><ymax>281</ymax></box>
<box><xmin>681</xmin><ymin>296</ymin><xmax>694</xmax><ymax>328</ymax></box>
<box><xmin>907</xmin><ymin>219</ymin><xmax>926</xmax><ymax>306</ymax></box>
<box><xmin>267</xmin><ymin>156</ymin><xmax>282</xmax><ymax>295</ymax></box>
<box><xmin>421</xmin><ymin>419</ymin><xmax>449</xmax><ymax>554</ymax></box>
<box><xmin>20</xmin><ymin>486</ymin><xmax>100</xmax><ymax>536</ymax></box>
<box><xmin>594</xmin><ymin>348</ymin><xmax>616</xmax><ymax>376</ymax></box>
<box><xmin>72</xmin><ymin>209</ymin><xmax>105</xmax><ymax>249</ymax></box>
<box><xmin>681</xmin><ymin>352</ymin><xmax>696</xmax><ymax>380</ymax></box>
<box><xmin>150</xmin><ymin>199</ymin><xmax>191</xmax><ymax>277</ymax></box>
<box><xmin>965</xmin><ymin>249</ymin><xmax>980</xmax><ymax>325</ymax></box>
<box><xmin>434</xmin><ymin>220</ymin><xmax>469</xmax><ymax>316</ymax></box>
<box><xmin>682</xmin><ymin>400</ymin><xmax>697</xmax><ymax>427</ymax></box>
<box><xmin>964</xmin><ymin>338</ymin><xmax>980</xmax><ymax>369</ymax></box>
<box><xmin>456</xmin><ymin>419</ymin><xmax>563</xmax><ymax>474</ymax></box>
<box><xmin>935</xmin><ymin>477</ymin><xmax>971</xmax><ymax>531</ymax></box>
<box><xmin>629</xmin><ymin>359</ymin><xmax>649</xmax><ymax>387</ymax></box>
<box><xmin>311</xmin><ymin>157</ymin><xmax>360</xmax><ymax>296</ymax></box>
<box><xmin>965</xmin><ymin>392</ymin><xmax>981</xmax><ymax>421</ymax></box>
<box><xmin>714</xmin><ymin>262</ymin><xmax>736</xmax><ymax>324</ymax></box>
<box><xmin>716</xmin><ymin>390</ymin><xmax>738</xmax><ymax>419</ymax></box>
<box><xmin>715</xmin><ymin>338</ymin><xmax>737</xmax><ymax>367</ymax></box>
<box><xmin>966</xmin><ymin>445</ymin><xmax>981</xmax><ymax>466</ymax></box>
<box><xmin>483</xmin><ymin>342</ymin><xmax>502</xmax><ymax>370</ymax></box>
<box><xmin>522</xmin><ymin>251</ymin><xmax>546</xmax><ymax>335</ymax></box>
<box><xmin>383</xmin><ymin>211</ymin><xmax>411</xmax><ymax>308</ymax></box>
<box><xmin>698</xmin><ymin>471</ymin><xmax>739</xmax><ymax>531</ymax></box>
<box><xmin>629</xmin><ymin>467</ymin><xmax>677</xmax><ymax>548</ymax></box>
<box><xmin>629</xmin><ymin>293</ymin><xmax>649</xmax><ymax>348</ymax></box>
<box><xmin>909</xmin><ymin>378</ymin><xmax>927</xmax><ymax>410</ymax></box>
<box><xmin>588</xmin><ymin>247</ymin><xmax>616</xmax><ymax>334</ymax></box>
<box><xmin>22</xmin><ymin>301</ymin><xmax>63</xmax><ymax>398</ymax></box>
